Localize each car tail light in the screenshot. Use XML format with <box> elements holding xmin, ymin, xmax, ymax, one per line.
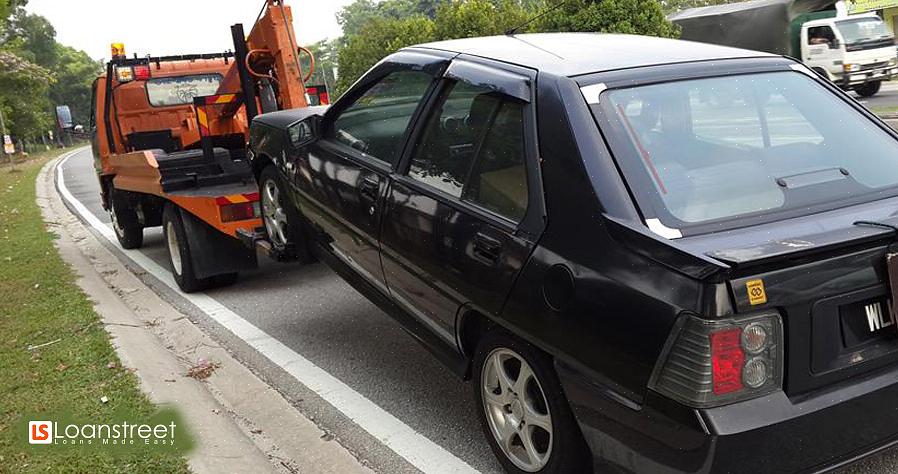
<box><xmin>217</xmin><ymin>201</ymin><xmax>259</xmax><ymax>222</ymax></box>
<box><xmin>710</xmin><ymin>328</ymin><xmax>744</xmax><ymax>395</ymax></box>
<box><xmin>133</xmin><ymin>64</ymin><xmax>151</xmax><ymax>80</ymax></box>
<box><xmin>649</xmin><ymin>312</ymin><xmax>783</xmax><ymax>407</ymax></box>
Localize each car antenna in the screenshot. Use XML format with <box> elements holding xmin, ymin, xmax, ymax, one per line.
<box><xmin>504</xmin><ymin>0</ymin><xmax>570</xmax><ymax>36</ymax></box>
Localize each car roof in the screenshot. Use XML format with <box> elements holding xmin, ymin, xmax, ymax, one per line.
<box><xmin>411</xmin><ymin>32</ymin><xmax>773</xmax><ymax>77</ymax></box>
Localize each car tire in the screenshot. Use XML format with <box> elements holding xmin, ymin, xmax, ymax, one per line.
<box><xmin>109</xmin><ymin>185</ymin><xmax>143</xmax><ymax>249</ymax></box>
<box><xmin>473</xmin><ymin>329</ymin><xmax>591</xmax><ymax>474</ymax></box>
<box><xmin>259</xmin><ymin>164</ymin><xmax>314</xmax><ymax>263</ymax></box>
<box><xmin>856</xmin><ymin>81</ymin><xmax>882</xmax><ymax>98</ymax></box>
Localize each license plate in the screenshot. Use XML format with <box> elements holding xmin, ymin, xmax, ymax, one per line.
<box><xmin>888</xmin><ymin>253</ymin><xmax>898</xmax><ymax>330</ymax></box>
<box><xmin>841</xmin><ymin>298</ymin><xmax>894</xmax><ymax>348</ymax></box>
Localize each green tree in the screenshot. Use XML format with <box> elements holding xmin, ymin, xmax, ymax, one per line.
<box><xmin>302</xmin><ymin>39</ymin><xmax>339</xmax><ymax>94</ymax></box>
<box><xmin>433</xmin><ymin>0</ymin><xmax>529</xmax><ymax>40</ymax></box>
<box><xmin>5</xmin><ymin>11</ymin><xmax>57</xmax><ymax>67</ymax></box>
<box><xmin>0</xmin><ymin>0</ymin><xmax>99</xmax><ymax>140</ymax></box>
<box><xmin>335</xmin><ymin>15</ymin><xmax>436</xmax><ymax>96</ymax></box>
<box><xmin>50</xmin><ymin>45</ymin><xmax>102</xmax><ymax>126</ymax></box>
<box><xmin>535</xmin><ymin>0</ymin><xmax>680</xmax><ymax>38</ymax></box>
<box><xmin>661</xmin><ymin>0</ymin><xmax>739</xmax><ymax>15</ymax></box>
<box><xmin>337</xmin><ymin>0</ymin><xmax>443</xmax><ymax>38</ymax></box>
<box><xmin>333</xmin><ymin>0</ymin><xmax>680</xmax><ymax>98</ymax></box>
<box><xmin>0</xmin><ymin>51</ymin><xmax>53</xmax><ymax>139</ymax></box>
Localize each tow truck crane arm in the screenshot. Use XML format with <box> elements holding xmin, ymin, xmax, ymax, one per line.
<box><xmin>203</xmin><ymin>0</ymin><xmax>311</xmax><ymax>143</ymax></box>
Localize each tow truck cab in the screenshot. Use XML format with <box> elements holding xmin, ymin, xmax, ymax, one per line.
<box><xmin>88</xmin><ymin>51</ymin><xmax>265</xmax><ymax>289</ymax></box>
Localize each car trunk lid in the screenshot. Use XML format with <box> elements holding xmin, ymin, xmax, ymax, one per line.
<box><xmin>675</xmin><ymin>197</ymin><xmax>898</xmax><ymax>396</ymax></box>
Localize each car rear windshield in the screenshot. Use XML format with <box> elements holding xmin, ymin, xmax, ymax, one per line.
<box><xmin>591</xmin><ymin>71</ymin><xmax>898</xmax><ymax>231</ymax></box>
<box><xmin>146</xmin><ymin>74</ymin><xmax>222</xmax><ymax>107</ymax></box>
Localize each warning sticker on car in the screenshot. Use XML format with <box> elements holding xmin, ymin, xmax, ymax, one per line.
<box><xmin>746</xmin><ymin>279</ymin><xmax>767</xmax><ymax>306</ymax></box>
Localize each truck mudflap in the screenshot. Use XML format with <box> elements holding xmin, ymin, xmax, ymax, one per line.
<box><xmin>236</xmin><ymin>227</ymin><xmax>298</xmax><ymax>262</ymax></box>
<box><xmin>179</xmin><ymin>207</ymin><xmax>257</xmax><ymax>279</ymax></box>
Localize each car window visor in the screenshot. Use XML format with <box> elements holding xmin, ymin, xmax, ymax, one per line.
<box><xmin>381</xmin><ymin>51</ymin><xmax>449</xmax><ymax>76</ymax></box>
<box><xmin>444</xmin><ymin>60</ymin><xmax>531</xmax><ymax>103</ymax></box>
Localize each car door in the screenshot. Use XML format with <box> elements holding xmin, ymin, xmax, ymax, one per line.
<box><xmin>287</xmin><ymin>52</ymin><xmax>447</xmax><ymax>292</ymax></box>
<box><xmin>380</xmin><ymin>58</ymin><xmax>544</xmax><ymax>344</ymax></box>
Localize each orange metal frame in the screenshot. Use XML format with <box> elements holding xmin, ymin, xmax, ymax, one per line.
<box><xmin>94</xmin><ymin>0</ymin><xmax>314</xmax><ymax>238</ymax></box>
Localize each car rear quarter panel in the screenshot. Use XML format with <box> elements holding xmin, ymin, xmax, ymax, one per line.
<box><xmin>500</xmin><ymin>74</ymin><xmax>712</xmax><ymax>405</ymax></box>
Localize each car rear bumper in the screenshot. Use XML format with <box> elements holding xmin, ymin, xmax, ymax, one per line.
<box><xmin>557</xmin><ymin>361</ymin><xmax>898</xmax><ymax>473</ymax></box>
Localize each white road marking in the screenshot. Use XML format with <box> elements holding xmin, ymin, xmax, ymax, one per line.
<box><xmin>55</xmin><ymin>148</ymin><xmax>479</xmax><ymax>474</ymax></box>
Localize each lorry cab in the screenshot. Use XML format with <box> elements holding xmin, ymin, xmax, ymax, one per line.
<box><xmin>800</xmin><ymin>13</ymin><xmax>898</xmax><ymax>95</ymax></box>
<box><xmin>672</xmin><ymin>0</ymin><xmax>898</xmax><ymax>97</ymax></box>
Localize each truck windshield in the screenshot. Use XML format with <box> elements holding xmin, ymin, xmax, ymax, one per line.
<box><xmin>836</xmin><ymin>17</ymin><xmax>893</xmax><ymax>45</ymax></box>
<box><xmin>146</xmin><ymin>74</ymin><xmax>222</xmax><ymax>107</ymax></box>
<box><xmin>593</xmin><ymin>71</ymin><xmax>898</xmax><ymax>230</ymax></box>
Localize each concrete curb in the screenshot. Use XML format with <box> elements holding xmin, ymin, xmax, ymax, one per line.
<box><xmin>37</xmin><ymin>151</ymin><xmax>373</xmax><ymax>474</ymax></box>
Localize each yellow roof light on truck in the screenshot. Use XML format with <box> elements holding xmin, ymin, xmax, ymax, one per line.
<box><xmin>111</xmin><ymin>42</ymin><xmax>126</xmax><ymax>59</ymax></box>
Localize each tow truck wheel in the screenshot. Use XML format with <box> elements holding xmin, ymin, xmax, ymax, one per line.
<box><xmin>473</xmin><ymin>329</ymin><xmax>591</xmax><ymax>474</ymax></box>
<box><xmin>259</xmin><ymin>165</ymin><xmax>313</xmax><ymax>262</ymax></box>
<box><xmin>163</xmin><ymin>203</ymin><xmax>205</xmax><ymax>293</ymax></box>
<box><xmin>856</xmin><ymin>81</ymin><xmax>882</xmax><ymax>98</ymax></box>
<box><xmin>109</xmin><ymin>186</ymin><xmax>143</xmax><ymax>249</ymax></box>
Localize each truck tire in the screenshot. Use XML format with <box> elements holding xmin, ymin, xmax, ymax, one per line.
<box><xmin>856</xmin><ymin>81</ymin><xmax>882</xmax><ymax>98</ymax></box>
<box><xmin>109</xmin><ymin>185</ymin><xmax>143</xmax><ymax>249</ymax></box>
<box><xmin>163</xmin><ymin>203</ymin><xmax>238</xmax><ymax>293</ymax></box>
<box><xmin>259</xmin><ymin>164</ymin><xmax>314</xmax><ymax>263</ymax></box>
<box><xmin>473</xmin><ymin>329</ymin><xmax>591</xmax><ymax>474</ymax></box>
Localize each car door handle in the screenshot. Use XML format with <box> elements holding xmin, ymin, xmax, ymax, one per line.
<box><xmin>473</xmin><ymin>233</ymin><xmax>503</xmax><ymax>264</ymax></box>
<box><xmin>359</xmin><ymin>176</ymin><xmax>379</xmax><ymax>196</ymax></box>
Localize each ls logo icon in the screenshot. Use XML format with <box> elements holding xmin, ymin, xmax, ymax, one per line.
<box><xmin>29</xmin><ymin>421</ymin><xmax>52</xmax><ymax>444</ymax></box>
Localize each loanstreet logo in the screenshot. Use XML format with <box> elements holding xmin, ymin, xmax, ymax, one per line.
<box><xmin>21</xmin><ymin>408</ymin><xmax>193</xmax><ymax>455</ymax></box>
<box><xmin>29</xmin><ymin>420</ymin><xmax>178</xmax><ymax>446</ymax></box>
<box><xmin>865</xmin><ymin>301</ymin><xmax>894</xmax><ymax>332</ymax></box>
<box><xmin>28</xmin><ymin>421</ymin><xmax>52</xmax><ymax>444</ymax></box>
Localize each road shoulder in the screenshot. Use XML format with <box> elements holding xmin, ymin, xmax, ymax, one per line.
<box><xmin>37</xmin><ymin>150</ymin><xmax>373</xmax><ymax>474</ymax></box>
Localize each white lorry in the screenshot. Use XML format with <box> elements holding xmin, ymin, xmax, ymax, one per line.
<box><xmin>671</xmin><ymin>0</ymin><xmax>898</xmax><ymax>97</ymax></box>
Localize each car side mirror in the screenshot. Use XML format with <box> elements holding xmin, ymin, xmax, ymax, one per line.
<box><xmin>288</xmin><ymin>115</ymin><xmax>321</xmax><ymax>148</ymax></box>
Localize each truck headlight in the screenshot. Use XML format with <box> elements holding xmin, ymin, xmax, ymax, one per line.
<box><xmin>844</xmin><ymin>63</ymin><xmax>861</xmax><ymax>73</ymax></box>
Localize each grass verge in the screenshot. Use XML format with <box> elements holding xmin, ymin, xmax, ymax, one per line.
<box><xmin>0</xmin><ymin>149</ymin><xmax>190</xmax><ymax>473</ymax></box>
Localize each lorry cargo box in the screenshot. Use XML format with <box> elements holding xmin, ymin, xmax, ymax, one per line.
<box><xmin>670</xmin><ymin>0</ymin><xmax>838</xmax><ymax>57</ymax></box>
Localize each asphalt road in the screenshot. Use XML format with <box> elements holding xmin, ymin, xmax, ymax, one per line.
<box><xmin>60</xmin><ymin>148</ymin><xmax>500</xmax><ymax>473</ymax></box>
<box><xmin>853</xmin><ymin>80</ymin><xmax>898</xmax><ymax>112</ymax></box>
<box><xmin>59</xmin><ymin>147</ymin><xmax>898</xmax><ymax>473</ymax></box>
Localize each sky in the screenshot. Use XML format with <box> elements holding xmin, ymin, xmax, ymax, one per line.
<box><xmin>25</xmin><ymin>0</ymin><xmax>354</xmax><ymax>61</ymax></box>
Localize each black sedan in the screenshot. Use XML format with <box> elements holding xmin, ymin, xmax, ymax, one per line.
<box><xmin>248</xmin><ymin>32</ymin><xmax>898</xmax><ymax>473</ymax></box>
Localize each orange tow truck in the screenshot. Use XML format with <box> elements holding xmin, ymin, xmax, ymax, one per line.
<box><xmin>90</xmin><ymin>0</ymin><xmax>326</xmax><ymax>292</ymax></box>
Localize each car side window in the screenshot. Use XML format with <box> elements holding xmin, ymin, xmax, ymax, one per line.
<box><xmin>329</xmin><ymin>70</ymin><xmax>433</xmax><ymax>165</ymax></box>
<box><xmin>408</xmin><ymin>80</ymin><xmax>528</xmax><ymax>222</ymax></box>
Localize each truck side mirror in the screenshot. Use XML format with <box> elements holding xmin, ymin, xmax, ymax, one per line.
<box><xmin>288</xmin><ymin>115</ymin><xmax>321</xmax><ymax>148</ymax></box>
<box><xmin>830</xmin><ymin>39</ymin><xmax>841</xmax><ymax>50</ymax></box>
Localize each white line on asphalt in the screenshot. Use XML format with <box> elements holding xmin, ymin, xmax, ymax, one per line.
<box><xmin>55</xmin><ymin>148</ymin><xmax>479</xmax><ymax>474</ymax></box>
